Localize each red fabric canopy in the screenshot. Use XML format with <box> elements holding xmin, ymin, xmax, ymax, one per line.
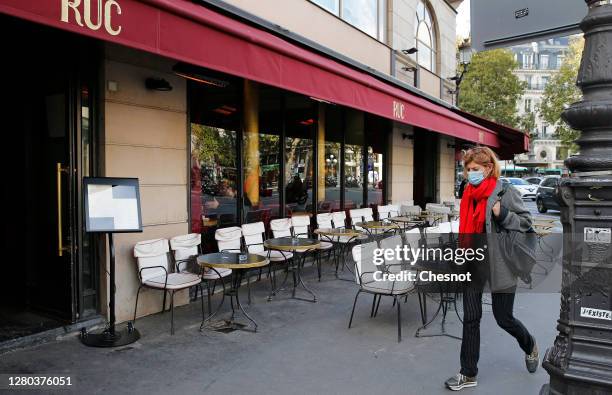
<box><xmin>0</xmin><ymin>0</ymin><xmax>526</xmax><ymax>150</ymax></box>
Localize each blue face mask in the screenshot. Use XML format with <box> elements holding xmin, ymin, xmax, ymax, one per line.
<box><xmin>467</xmin><ymin>170</ymin><xmax>485</xmax><ymax>186</ymax></box>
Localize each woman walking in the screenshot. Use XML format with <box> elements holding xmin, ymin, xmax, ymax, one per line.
<box><xmin>445</xmin><ymin>147</ymin><xmax>539</xmax><ymax>391</ymax></box>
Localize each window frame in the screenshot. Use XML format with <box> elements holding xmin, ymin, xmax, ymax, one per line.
<box><xmin>414</xmin><ymin>0</ymin><xmax>437</xmax><ymax>72</ymax></box>
<box><xmin>309</xmin><ymin>0</ymin><xmax>387</xmax><ymax>42</ymax></box>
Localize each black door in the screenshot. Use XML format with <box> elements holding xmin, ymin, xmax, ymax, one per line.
<box><xmin>413</xmin><ymin>130</ymin><xmax>439</xmax><ymax>208</ymax></box>
<box><xmin>0</xmin><ymin>16</ymin><xmax>96</xmax><ymax>340</ymax></box>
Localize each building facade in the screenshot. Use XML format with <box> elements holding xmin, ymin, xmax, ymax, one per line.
<box><xmin>510</xmin><ymin>37</ymin><xmax>570</xmax><ymax>171</ymax></box>
<box><xmin>0</xmin><ymin>0</ymin><xmax>525</xmax><ymax>343</ymax></box>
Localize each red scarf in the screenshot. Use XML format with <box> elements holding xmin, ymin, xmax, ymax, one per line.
<box><xmin>459</xmin><ymin>177</ymin><xmax>497</xmax><ymax>234</ymax></box>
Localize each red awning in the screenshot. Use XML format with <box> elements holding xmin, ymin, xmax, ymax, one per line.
<box><xmin>451</xmin><ymin>109</ymin><xmax>530</xmax><ymax>160</ymax></box>
<box><xmin>0</xmin><ymin>0</ymin><xmax>522</xmax><ymax>150</ymax></box>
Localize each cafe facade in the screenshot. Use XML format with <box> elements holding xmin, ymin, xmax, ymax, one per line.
<box><xmin>0</xmin><ymin>0</ymin><xmax>527</xmax><ymax>343</ymax></box>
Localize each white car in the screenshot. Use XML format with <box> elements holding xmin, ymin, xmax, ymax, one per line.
<box><xmin>500</xmin><ymin>177</ymin><xmax>538</xmax><ymax>200</ymax></box>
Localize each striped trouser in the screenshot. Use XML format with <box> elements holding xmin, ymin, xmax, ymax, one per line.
<box><xmin>459</xmin><ymin>288</ymin><xmax>535</xmax><ymax>377</ymax></box>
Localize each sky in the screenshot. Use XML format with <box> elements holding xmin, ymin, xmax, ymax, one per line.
<box><xmin>456</xmin><ymin>0</ymin><xmax>470</xmax><ymax>40</ymax></box>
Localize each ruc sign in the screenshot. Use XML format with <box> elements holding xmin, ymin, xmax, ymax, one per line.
<box><xmin>392</xmin><ymin>101</ymin><xmax>405</xmax><ymax>121</ymax></box>
<box><xmin>61</xmin><ymin>0</ymin><xmax>122</xmax><ymax>36</ymax></box>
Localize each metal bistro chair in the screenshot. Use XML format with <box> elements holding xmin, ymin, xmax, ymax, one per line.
<box><xmin>377</xmin><ymin>204</ymin><xmax>400</xmax><ymax>220</ymax></box>
<box><xmin>133</xmin><ymin>238</ymin><xmax>204</xmax><ymax>335</ymax></box>
<box><xmin>292</xmin><ymin>214</ymin><xmax>331</xmax><ymax>281</ymax></box>
<box><xmin>348</xmin><ymin>236</ymin><xmax>415</xmax><ymax>342</ymax></box>
<box><xmin>170</xmin><ymin>233</ymin><xmax>231</xmax><ymax>317</ymax></box>
<box><xmin>331</xmin><ymin>210</ymin><xmax>360</xmax><ymax>275</ymax></box>
<box><xmin>241</xmin><ymin>221</ymin><xmax>292</xmax><ymax>298</ymax></box>
<box><xmin>215</xmin><ymin>226</ymin><xmax>256</xmax><ymax>304</ymax></box>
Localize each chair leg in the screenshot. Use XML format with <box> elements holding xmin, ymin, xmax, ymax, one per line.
<box><xmin>348</xmin><ymin>289</ymin><xmax>362</xmax><ymax>328</ymax></box>
<box><xmin>199</xmin><ymin>285</ymin><xmax>205</xmax><ymax>320</ymax></box>
<box><xmin>207</xmin><ymin>282</ymin><xmax>212</xmax><ymax>317</ymax></box>
<box><xmin>132</xmin><ymin>285</ymin><xmax>143</xmax><ymax>324</ymax></box>
<box><xmin>370</xmin><ymin>294</ymin><xmax>377</xmax><ymax>317</ymax></box>
<box><xmin>397</xmin><ymin>296</ymin><xmax>402</xmax><ymax>342</ymax></box>
<box><xmin>162</xmin><ymin>289</ymin><xmax>168</xmax><ymax>312</ymax></box>
<box><xmin>374</xmin><ymin>294</ymin><xmax>382</xmax><ymax>317</ymax></box>
<box><xmin>246</xmin><ymin>273</ymin><xmax>252</xmax><ymax>305</ymax></box>
<box><xmin>170</xmin><ymin>290</ymin><xmax>175</xmax><ymax>335</ymax></box>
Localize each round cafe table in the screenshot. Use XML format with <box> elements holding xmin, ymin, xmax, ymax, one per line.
<box><xmin>264</xmin><ymin>237</ymin><xmax>320</xmax><ymax>302</ymax></box>
<box><xmin>388</xmin><ymin>216</ymin><xmax>427</xmax><ymax>231</ymax></box>
<box><xmin>355</xmin><ymin>220</ymin><xmax>400</xmax><ymax>240</ymax></box>
<box><xmin>314</xmin><ymin>228</ymin><xmax>363</xmax><ymax>280</ymax></box>
<box><xmin>198</xmin><ymin>252</ymin><xmax>268</xmax><ymax>332</ymax></box>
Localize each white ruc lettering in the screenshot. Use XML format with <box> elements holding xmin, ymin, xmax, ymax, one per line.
<box><xmin>104</xmin><ymin>0</ymin><xmax>122</xmax><ymax>36</ymax></box>
<box><xmin>60</xmin><ymin>0</ymin><xmax>122</xmax><ymax>36</ymax></box>
<box><xmin>84</xmin><ymin>0</ymin><xmax>103</xmax><ymax>30</ymax></box>
<box><xmin>61</xmin><ymin>0</ymin><xmax>84</xmax><ymax>27</ymax></box>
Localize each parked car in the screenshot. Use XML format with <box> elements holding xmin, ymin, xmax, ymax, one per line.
<box><xmin>500</xmin><ymin>177</ymin><xmax>538</xmax><ymax>200</ymax></box>
<box><xmin>535</xmin><ymin>175</ymin><xmax>562</xmax><ymax>213</ymax></box>
<box><xmin>523</xmin><ymin>176</ymin><xmax>543</xmax><ymax>185</ymax></box>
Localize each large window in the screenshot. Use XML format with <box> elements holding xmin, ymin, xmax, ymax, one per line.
<box><xmin>189</xmin><ymin>73</ymin><xmax>241</xmax><ymax>233</ymax></box>
<box><xmin>344</xmin><ymin>109</ymin><xmax>365</xmax><ymax>209</ymax></box>
<box><xmin>285</xmin><ymin>94</ymin><xmax>315</xmax><ymax>215</ymax></box>
<box><xmin>366</xmin><ymin>115</ymin><xmax>388</xmax><ymax>207</ymax></box>
<box><xmin>415</xmin><ymin>0</ymin><xmax>436</xmax><ymax>72</ymax></box>
<box><xmin>243</xmin><ymin>84</ymin><xmax>282</xmax><ymax>225</ymax></box>
<box><xmin>319</xmin><ymin>105</ymin><xmax>343</xmax><ymax>212</ymax></box>
<box><xmin>310</xmin><ymin>0</ymin><xmax>386</xmax><ymax>42</ymax></box>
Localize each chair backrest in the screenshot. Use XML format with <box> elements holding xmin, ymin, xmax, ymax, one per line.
<box><xmin>215</xmin><ymin>226</ymin><xmax>242</xmax><ymax>253</ymax></box>
<box><xmin>270</xmin><ymin>218</ymin><xmax>292</xmax><ymax>238</ymax></box>
<box><xmin>349</xmin><ymin>208</ymin><xmax>364</xmax><ymax>222</ymax></box>
<box><xmin>331</xmin><ymin>211</ymin><xmax>347</xmax><ymax>229</ymax></box>
<box><xmin>377</xmin><ymin>204</ymin><xmax>399</xmax><ymax>219</ymax></box>
<box><xmin>316</xmin><ymin>213</ymin><xmax>333</xmax><ymax>229</ymax></box>
<box><xmin>451</xmin><ymin>220</ymin><xmax>460</xmax><ymax>233</ymax></box>
<box><xmin>400</xmin><ymin>205</ymin><xmax>421</xmax><ymax>216</ymax></box>
<box><xmin>170</xmin><ymin>233</ymin><xmax>201</xmax><ymax>261</ymax></box>
<box><xmin>427</xmin><ymin>205</ymin><xmax>451</xmax><ymax>223</ymax></box>
<box><xmin>241</xmin><ymin>222</ymin><xmax>266</xmax><ymax>253</ymax></box>
<box><xmin>362</xmin><ymin>207</ymin><xmax>374</xmax><ymax>222</ymax></box>
<box><xmin>404</xmin><ymin>228</ymin><xmax>422</xmax><ymax>249</ymax></box>
<box><xmin>134</xmin><ymin>238</ymin><xmax>170</xmax><ymax>283</ymax></box>
<box><xmin>437</xmin><ymin>222</ymin><xmax>453</xmax><ymax>234</ymax></box>
<box><xmin>352</xmin><ymin>241</ymin><xmax>378</xmax><ymax>285</ymax></box>
<box><xmin>291</xmin><ymin>215</ymin><xmax>311</xmax><ymax>238</ymax></box>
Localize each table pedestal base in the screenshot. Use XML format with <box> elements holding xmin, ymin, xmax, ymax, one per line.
<box><xmin>81</xmin><ymin>326</ymin><xmax>140</xmax><ymax>347</ymax></box>
<box><xmin>269</xmin><ymin>251</ymin><xmax>317</xmax><ymax>303</ymax></box>
<box><xmin>415</xmin><ymin>292</ymin><xmax>462</xmax><ymax>340</ymax></box>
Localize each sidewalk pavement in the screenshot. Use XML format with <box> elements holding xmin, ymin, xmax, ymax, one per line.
<box><xmin>0</xmin><ymin>235</ymin><xmax>563</xmax><ymax>395</ymax></box>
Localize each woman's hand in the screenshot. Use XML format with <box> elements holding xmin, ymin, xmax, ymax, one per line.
<box><xmin>492</xmin><ymin>201</ymin><xmax>501</xmax><ymax>217</ymax></box>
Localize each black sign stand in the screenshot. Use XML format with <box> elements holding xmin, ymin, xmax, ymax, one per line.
<box><xmin>80</xmin><ymin>177</ymin><xmax>142</xmax><ymax>348</ymax></box>
<box><xmin>81</xmin><ymin>233</ymin><xmax>141</xmax><ymax>347</ymax></box>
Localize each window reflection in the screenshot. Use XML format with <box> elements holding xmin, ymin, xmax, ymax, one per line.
<box><xmin>285</xmin><ymin>94</ymin><xmax>315</xmax><ymax>215</ymax></box>
<box><xmin>243</xmin><ymin>84</ymin><xmax>281</xmax><ymax>225</ymax></box>
<box><xmin>318</xmin><ymin>105</ymin><xmax>342</xmax><ymax>212</ymax></box>
<box><xmin>344</xmin><ymin>109</ymin><xmax>364</xmax><ymax>209</ymax></box>
<box><xmin>415</xmin><ymin>0</ymin><xmax>436</xmax><ymax>72</ymax></box>
<box><xmin>189</xmin><ymin>73</ymin><xmax>241</xmax><ymax>235</ymax></box>
<box><xmin>366</xmin><ymin>114</ymin><xmax>388</xmax><ymax>207</ymax></box>
<box><xmin>310</xmin><ymin>0</ymin><xmax>386</xmax><ymax>41</ymax></box>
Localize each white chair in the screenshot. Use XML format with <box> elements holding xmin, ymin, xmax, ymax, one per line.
<box><xmin>170</xmin><ymin>233</ymin><xmax>231</xmax><ymax>315</ymax></box>
<box><xmin>133</xmin><ymin>238</ymin><xmax>203</xmax><ymax>335</ymax></box>
<box><xmin>427</xmin><ymin>205</ymin><xmax>451</xmax><ymax>224</ymax></box>
<box><xmin>400</xmin><ymin>204</ymin><xmax>422</xmax><ymax>217</ymax></box>
<box><xmin>377</xmin><ymin>204</ymin><xmax>399</xmax><ymax>219</ymax></box>
<box><xmin>241</xmin><ymin>221</ymin><xmax>290</xmax><ymax>296</ymax></box>
<box><xmin>451</xmin><ymin>220</ymin><xmax>460</xmax><ymax>234</ymax></box>
<box><xmin>270</xmin><ymin>218</ymin><xmax>292</xmax><ymax>238</ymax></box>
<box><xmin>348</xmin><ymin>238</ymin><xmax>414</xmax><ymax>342</ymax></box>
<box><xmin>290</xmin><ymin>215</ymin><xmax>330</xmax><ymax>281</ymax></box>
<box><xmin>215</xmin><ymin>226</ymin><xmax>243</xmax><ymax>253</ymax></box>
<box><xmin>349</xmin><ymin>208</ymin><xmax>371</xmax><ymax>239</ymax></box>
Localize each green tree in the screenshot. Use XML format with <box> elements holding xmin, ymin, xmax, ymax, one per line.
<box><xmin>539</xmin><ymin>36</ymin><xmax>584</xmax><ymax>149</ymax></box>
<box><xmin>459</xmin><ymin>49</ymin><xmax>526</xmax><ymax>128</ymax></box>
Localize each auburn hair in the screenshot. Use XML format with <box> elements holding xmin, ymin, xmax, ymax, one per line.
<box><xmin>462</xmin><ymin>146</ymin><xmax>500</xmax><ymax>179</ymax></box>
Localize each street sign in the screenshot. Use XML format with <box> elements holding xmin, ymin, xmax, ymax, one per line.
<box><xmin>471</xmin><ymin>0</ymin><xmax>587</xmax><ymax>51</ymax></box>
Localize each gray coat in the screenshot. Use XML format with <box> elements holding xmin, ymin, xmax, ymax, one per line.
<box><xmin>484</xmin><ymin>179</ymin><xmax>533</xmax><ymax>291</ymax></box>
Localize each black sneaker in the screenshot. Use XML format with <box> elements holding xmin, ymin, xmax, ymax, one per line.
<box><xmin>445</xmin><ymin>373</ymin><xmax>477</xmax><ymax>391</ymax></box>
<box><xmin>526</xmin><ymin>341</ymin><xmax>539</xmax><ymax>373</ymax></box>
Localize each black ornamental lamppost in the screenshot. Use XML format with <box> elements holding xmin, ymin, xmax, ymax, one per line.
<box><xmin>541</xmin><ymin>1</ymin><xmax>612</xmax><ymax>394</ymax></box>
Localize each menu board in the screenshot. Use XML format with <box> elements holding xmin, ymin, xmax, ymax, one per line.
<box><xmin>84</xmin><ymin>178</ymin><xmax>143</xmax><ymax>233</ymax></box>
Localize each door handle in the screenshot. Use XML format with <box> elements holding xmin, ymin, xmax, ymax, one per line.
<box><xmin>56</xmin><ymin>162</ymin><xmax>70</xmax><ymax>257</ymax></box>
